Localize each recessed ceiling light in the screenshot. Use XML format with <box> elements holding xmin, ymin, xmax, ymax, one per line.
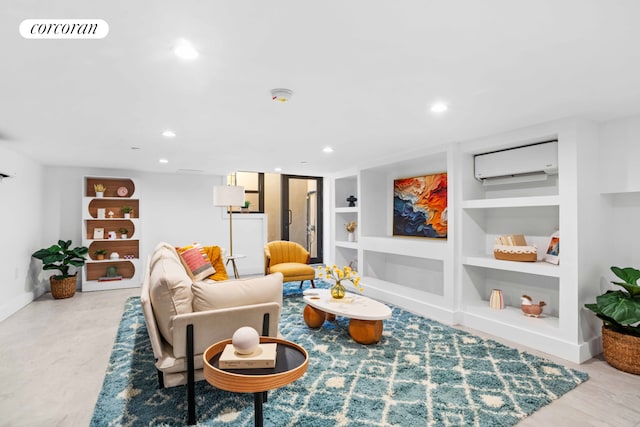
<box><xmin>159</xmin><ymin>158</ymin><xmax>169</xmax><ymax>164</ymax></box>
<box><xmin>430</xmin><ymin>102</ymin><xmax>449</xmax><ymax>114</ymax></box>
<box><xmin>323</xmin><ymin>147</ymin><xmax>334</xmax><ymax>153</ymax></box>
<box><xmin>173</xmin><ymin>39</ymin><xmax>199</xmax><ymax>60</ymax></box>
<box><xmin>274</xmin><ymin>167</ymin><xmax>283</xmax><ymax>172</ymax></box>
<box><xmin>162</xmin><ymin>130</ymin><xmax>176</xmax><ymax>138</ymax></box>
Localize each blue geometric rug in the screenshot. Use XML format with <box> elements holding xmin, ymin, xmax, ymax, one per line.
<box><xmin>90</xmin><ymin>281</ymin><xmax>588</xmax><ymax>426</ymax></box>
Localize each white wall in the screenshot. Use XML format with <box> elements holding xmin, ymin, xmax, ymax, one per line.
<box><xmin>0</xmin><ymin>145</ymin><xmax>45</xmax><ymax>322</ymax></box>
<box><xmin>43</xmin><ymin>166</ymin><xmax>267</xmax><ymax>285</ymax></box>
<box><xmin>599</xmin><ymin>116</ymin><xmax>640</xmax><ymax>193</ymax></box>
<box><xmin>599</xmin><ymin>116</ymin><xmax>640</xmax><ymax>274</ymax></box>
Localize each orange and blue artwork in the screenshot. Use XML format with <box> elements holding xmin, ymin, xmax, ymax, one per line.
<box><xmin>393</xmin><ymin>173</ymin><xmax>447</xmax><ymax>238</ymax></box>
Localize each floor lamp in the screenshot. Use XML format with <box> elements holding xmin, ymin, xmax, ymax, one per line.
<box><xmin>213</xmin><ymin>185</ymin><xmax>245</xmax><ymax>257</ymax></box>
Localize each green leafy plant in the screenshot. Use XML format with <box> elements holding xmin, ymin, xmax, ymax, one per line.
<box><xmin>584</xmin><ymin>266</ymin><xmax>640</xmax><ymax>337</ymax></box>
<box><xmin>118</xmin><ymin>227</ymin><xmax>129</xmax><ymax>235</ymax></box>
<box><xmin>121</xmin><ymin>206</ymin><xmax>133</xmax><ymax>213</ymax></box>
<box><xmin>94</xmin><ymin>249</ymin><xmax>108</xmax><ymax>256</ymax></box>
<box><xmin>32</xmin><ymin>240</ymin><xmax>89</xmax><ymax>279</ymax></box>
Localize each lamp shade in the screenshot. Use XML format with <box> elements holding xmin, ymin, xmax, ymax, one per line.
<box><xmin>213</xmin><ymin>185</ymin><xmax>245</xmax><ymax>206</ymax></box>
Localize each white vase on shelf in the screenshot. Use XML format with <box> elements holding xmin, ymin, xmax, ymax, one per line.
<box><xmin>489</xmin><ymin>289</ymin><xmax>504</xmax><ymax>310</ymax></box>
<box><xmin>347</xmin><ymin>232</ymin><xmax>355</xmax><ymax>242</ymax></box>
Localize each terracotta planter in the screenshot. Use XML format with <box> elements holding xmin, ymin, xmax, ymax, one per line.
<box><xmin>602</xmin><ymin>325</ymin><xmax>640</xmax><ymax>375</ymax></box>
<box><xmin>49</xmin><ymin>276</ymin><xmax>77</xmax><ymax>299</ymax></box>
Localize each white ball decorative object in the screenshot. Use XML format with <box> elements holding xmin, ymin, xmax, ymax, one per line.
<box><xmin>232</xmin><ymin>327</ymin><xmax>260</xmax><ymax>355</ymax></box>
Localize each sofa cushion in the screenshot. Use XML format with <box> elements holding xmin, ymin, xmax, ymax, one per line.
<box><xmin>269</xmin><ymin>262</ymin><xmax>315</xmax><ymax>281</ymax></box>
<box><xmin>149</xmin><ymin>242</ymin><xmax>194</xmax><ymax>344</ymax></box>
<box><xmin>177</xmin><ymin>244</ymin><xmax>216</xmax><ymax>281</ymax></box>
<box><xmin>192</xmin><ymin>272</ymin><xmax>284</xmax><ymax>312</ymax></box>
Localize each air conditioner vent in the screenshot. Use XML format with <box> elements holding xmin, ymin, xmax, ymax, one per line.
<box><xmin>474</xmin><ymin>140</ymin><xmax>558</xmax><ymax>184</ymax></box>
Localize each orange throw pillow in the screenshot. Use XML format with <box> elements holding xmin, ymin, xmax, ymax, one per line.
<box><xmin>202</xmin><ymin>245</ymin><xmax>228</xmax><ymax>281</ymax></box>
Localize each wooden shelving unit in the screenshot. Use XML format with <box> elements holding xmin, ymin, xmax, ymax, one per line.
<box><xmin>81</xmin><ymin>176</ymin><xmax>142</xmax><ymax>291</ymax></box>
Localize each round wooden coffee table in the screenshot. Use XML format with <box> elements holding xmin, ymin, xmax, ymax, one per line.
<box><xmin>203</xmin><ymin>337</ymin><xmax>308</xmax><ymax>427</ymax></box>
<box><xmin>303</xmin><ymin>289</ymin><xmax>392</xmax><ymax>344</ymax></box>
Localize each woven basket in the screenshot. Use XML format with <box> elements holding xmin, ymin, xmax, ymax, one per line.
<box><xmin>50</xmin><ymin>276</ymin><xmax>77</xmax><ymax>299</ymax></box>
<box><xmin>493</xmin><ymin>250</ymin><xmax>537</xmax><ymax>262</ymax></box>
<box><xmin>602</xmin><ymin>325</ymin><xmax>640</xmax><ymax>375</ymax></box>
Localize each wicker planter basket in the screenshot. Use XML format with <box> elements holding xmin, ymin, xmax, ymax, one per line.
<box><xmin>49</xmin><ymin>276</ymin><xmax>77</xmax><ymax>299</ymax></box>
<box><xmin>602</xmin><ymin>325</ymin><xmax>640</xmax><ymax>375</ymax></box>
<box><xmin>493</xmin><ymin>250</ymin><xmax>537</xmax><ymax>262</ymax></box>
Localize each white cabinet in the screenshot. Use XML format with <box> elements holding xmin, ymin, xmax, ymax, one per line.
<box><xmin>81</xmin><ymin>176</ymin><xmax>142</xmax><ymax>291</ymax></box>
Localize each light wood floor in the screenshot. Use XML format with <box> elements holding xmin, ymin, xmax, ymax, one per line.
<box><xmin>0</xmin><ymin>288</ymin><xmax>638</xmax><ymax>426</ymax></box>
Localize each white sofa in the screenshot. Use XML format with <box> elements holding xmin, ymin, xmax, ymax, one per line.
<box><xmin>140</xmin><ymin>242</ymin><xmax>283</xmax><ymax>424</ymax></box>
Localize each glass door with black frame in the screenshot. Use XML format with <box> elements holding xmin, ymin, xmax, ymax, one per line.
<box><xmin>281</xmin><ymin>175</ymin><xmax>323</xmax><ymax>264</ymax></box>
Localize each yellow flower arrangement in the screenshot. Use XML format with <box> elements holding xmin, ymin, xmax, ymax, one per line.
<box><xmin>345</xmin><ymin>221</ymin><xmax>357</xmax><ymax>233</ymax></box>
<box><xmin>316</xmin><ymin>264</ymin><xmax>363</xmax><ymax>292</ymax></box>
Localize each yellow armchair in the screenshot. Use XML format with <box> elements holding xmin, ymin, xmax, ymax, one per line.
<box><xmin>264</xmin><ymin>240</ymin><xmax>315</xmax><ymax>288</ymax></box>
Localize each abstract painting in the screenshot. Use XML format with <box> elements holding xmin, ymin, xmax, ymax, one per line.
<box><xmin>393</xmin><ymin>173</ymin><xmax>447</xmax><ymax>238</ymax></box>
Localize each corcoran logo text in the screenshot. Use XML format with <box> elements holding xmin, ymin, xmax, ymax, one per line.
<box><xmin>20</xmin><ymin>19</ymin><xmax>109</xmax><ymax>39</ymax></box>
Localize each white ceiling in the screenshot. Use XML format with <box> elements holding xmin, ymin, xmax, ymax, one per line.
<box><xmin>2</xmin><ymin>1</ymin><xmax>640</xmax><ymax>176</ymax></box>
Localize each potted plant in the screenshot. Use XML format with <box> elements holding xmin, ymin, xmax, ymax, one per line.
<box><xmin>32</xmin><ymin>240</ymin><xmax>89</xmax><ymax>299</ymax></box>
<box><xmin>94</xmin><ymin>183</ymin><xmax>106</xmax><ymax>197</ymax></box>
<box><xmin>584</xmin><ymin>266</ymin><xmax>640</xmax><ymax>374</ymax></box>
<box><xmin>121</xmin><ymin>206</ymin><xmax>133</xmax><ymax>218</ymax></box>
<box><xmin>242</xmin><ymin>200</ymin><xmax>251</xmax><ymax>212</ymax></box>
<box><xmin>118</xmin><ymin>227</ymin><xmax>129</xmax><ymax>239</ymax></box>
<box><xmin>94</xmin><ymin>249</ymin><xmax>108</xmax><ymax>260</ymax></box>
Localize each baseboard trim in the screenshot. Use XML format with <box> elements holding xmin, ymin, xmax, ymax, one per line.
<box><xmin>0</xmin><ymin>291</ymin><xmax>40</xmax><ymax>322</ymax></box>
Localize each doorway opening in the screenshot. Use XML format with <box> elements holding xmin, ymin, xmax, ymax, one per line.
<box><xmin>281</xmin><ymin>175</ymin><xmax>323</xmax><ymax>264</ymax></box>
<box><xmin>234</xmin><ymin>172</ymin><xmax>323</xmax><ymax>264</ymax></box>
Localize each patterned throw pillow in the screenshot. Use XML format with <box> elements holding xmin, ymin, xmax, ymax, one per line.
<box><xmin>176</xmin><ymin>244</ymin><xmax>215</xmax><ymax>281</ymax></box>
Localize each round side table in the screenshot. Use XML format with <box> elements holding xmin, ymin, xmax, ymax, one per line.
<box><xmin>203</xmin><ymin>337</ymin><xmax>308</xmax><ymax>427</ymax></box>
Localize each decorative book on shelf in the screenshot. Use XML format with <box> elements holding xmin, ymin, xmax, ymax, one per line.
<box><xmin>219</xmin><ymin>343</ymin><xmax>277</xmax><ymax>369</ymax></box>
<box><xmin>493</xmin><ymin>234</ymin><xmax>537</xmax><ymax>262</ymax></box>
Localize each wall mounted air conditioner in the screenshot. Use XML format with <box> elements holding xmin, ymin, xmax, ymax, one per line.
<box><xmin>474</xmin><ymin>140</ymin><xmax>558</xmax><ymax>186</ymax></box>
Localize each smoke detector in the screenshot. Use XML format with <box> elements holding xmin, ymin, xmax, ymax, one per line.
<box><xmin>271</xmin><ymin>88</ymin><xmax>293</xmax><ymax>103</ymax></box>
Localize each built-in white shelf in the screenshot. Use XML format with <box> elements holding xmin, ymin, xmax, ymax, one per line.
<box><xmin>463</xmin><ymin>303</ymin><xmax>560</xmax><ymax>333</ymax></box>
<box><xmin>334</xmin><ymin>240</ymin><xmax>358</xmax><ymax>249</ymax></box>
<box><xmin>330</xmin><ymin>122</ymin><xmax>604</xmax><ymax>363</ymax></box>
<box><xmin>462</xmin><ymin>195</ymin><xmax>560</xmax><ymax>209</ymax></box>
<box><xmin>359</xmin><ymin>236</ymin><xmax>447</xmax><ymax>260</ymax></box>
<box><xmin>462</xmin><ymin>255</ymin><xmax>561</xmax><ymax>277</ymax></box>
<box><xmin>335</xmin><ymin>207</ymin><xmax>358</xmax><ymax>213</ymax></box>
